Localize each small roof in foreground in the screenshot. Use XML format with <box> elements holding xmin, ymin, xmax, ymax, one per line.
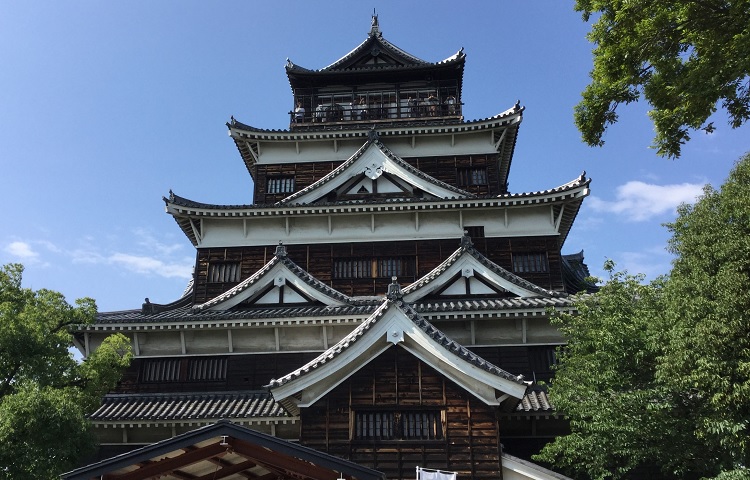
<box><xmin>63</xmin><ymin>420</ymin><xmax>386</xmax><ymax>480</ymax></box>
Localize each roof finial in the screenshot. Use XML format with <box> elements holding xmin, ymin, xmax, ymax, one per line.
<box><xmin>460</xmin><ymin>231</ymin><xmax>473</xmax><ymax>248</ymax></box>
<box><xmin>387</xmin><ymin>277</ymin><xmax>403</xmax><ymax>300</ymax></box>
<box><xmin>370</xmin><ymin>10</ymin><xmax>380</xmax><ymax>36</ymax></box>
<box><xmin>275</xmin><ymin>241</ymin><xmax>287</xmax><ymax>257</ymax></box>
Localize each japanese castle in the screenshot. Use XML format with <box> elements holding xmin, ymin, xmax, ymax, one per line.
<box><xmin>67</xmin><ymin>15</ymin><xmax>592</xmax><ymax>480</ymax></box>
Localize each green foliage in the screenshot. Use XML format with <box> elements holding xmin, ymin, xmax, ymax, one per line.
<box><xmin>536</xmin><ymin>153</ymin><xmax>750</xmax><ymax>478</ymax></box>
<box><xmin>0</xmin><ymin>264</ymin><xmax>132</xmax><ymax>480</ymax></box>
<box><xmin>574</xmin><ymin>0</ymin><xmax>750</xmax><ymax>158</ymax></box>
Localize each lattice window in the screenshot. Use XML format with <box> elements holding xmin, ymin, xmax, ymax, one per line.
<box><xmin>401</xmin><ymin>411</ymin><xmax>443</xmax><ymax>440</ymax></box>
<box><xmin>140</xmin><ymin>357</ymin><xmax>228</xmax><ymax>383</ymax></box>
<box><xmin>187</xmin><ymin>357</ymin><xmax>228</xmax><ymax>381</ymax></box>
<box><xmin>457</xmin><ymin>167</ymin><xmax>488</xmax><ymax>186</ymax></box>
<box><xmin>354</xmin><ymin>410</ymin><xmax>443</xmax><ymax>440</ymax></box>
<box><xmin>267</xmin><ymin>176</ymin><xmax>295</xmax><ymax>194</ymax></box>
<box><xmin>334</xmin><ymin>257</ymin><xmax>415</xmax><ymax>279</ymax></box>
<box><xmin>512</xmin><ymin>252</ymin><xmax>549</xmax><ymax>273</ymax></box>
<box><xmin>208</xmin><ymin>262</ymin><xmax>241</xmax><ymax>283</ymax></box>
<box><xmin>140</xmin><ymin>359</ymin><xmax>181</xmax><ymax>383</ymax></box>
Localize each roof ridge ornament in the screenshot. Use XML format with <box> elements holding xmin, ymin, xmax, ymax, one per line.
<box><xmin>460</xmin><ymin>231</ymin><xmax>474</xmax><ymax>248</ymax></box>
<box><xmin>369</xmin><ymin>10</ymin><xmax>380</xmax><ymax>36</ymax></box>
<box><xmin>386</xmin><ymin>276</ymin><xmax>403</xmax><ymax>300</ymax></box>
<box><xmin>275</xmin><ymin>241</ymin><xmax>287</xmax><ymax>257</ymax></box>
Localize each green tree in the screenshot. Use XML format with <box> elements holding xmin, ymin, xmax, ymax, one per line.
<box><xmin>536</xmin><ymin>153</ymin><xmax>750</xmax><ymax>478</ymax></box>
<box><xmin>0</xmin><ymin>263</ymin><xmax>131</xmax><ymax>480</ymax></box>
<box><xmin>658</xmin><ymin>152</ymin><xmax>750</xmax><ymax>477</ymax></box>
<box><xmin>574</xmin><ymin>0</ymin><xmax>750</xmax><ymax>158</ymax></box>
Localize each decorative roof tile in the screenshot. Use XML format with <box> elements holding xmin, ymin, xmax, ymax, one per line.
<box><xmin>516</xmin><ymin>387</ymin><xmax>554</xmax><ymax>413</ymax></box>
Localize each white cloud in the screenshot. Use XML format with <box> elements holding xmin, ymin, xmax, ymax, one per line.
<box><xmin>132</xmin><ymin>228</ymin><xmax>185</xmax><ymax>256</ymax></box>
<box><xmin>588</xmin><ymin>181</ymin><xmax>705</xmax><ymax>221</ymax></box>
<box><xmin>4</xmin><ymin>241</ymin><xmax>39</xmax><ymax>260</ymax></box>
<box><xmin>109</xmin><ymin>253</ymin><xmax>192</xmax><ymax>279</ymax></box>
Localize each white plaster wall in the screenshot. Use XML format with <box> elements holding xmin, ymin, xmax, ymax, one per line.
<box><xmin>232</xmin><ymin>328</ymin><xmax>277</xmax><ymax>353</ymax></box>
<box><xmin>138</xmin><ymin>331</ymin><xmax>182</xmax><ymax>356</ymax></box>
<box><xmin>194</xmin><ymin>204</ymin><xmax>559</xmax><ymax>248</ymax></box>
<box><xmin>185</xmin><ymin>330</ymin><xmax>230</xmax><ymax>354</ymax></box>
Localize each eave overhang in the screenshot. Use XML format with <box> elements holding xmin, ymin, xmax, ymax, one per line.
<box><xmin>164</xmin><ymin>172</ymin><xmax>589</xmax><ymax>248</ymax></box>
<box><xmin>228</xmin><ymin>105</ymin><xmax>522</xmax><ymax>184</ymax></box>
<box><xmin>64</xmin><ymin>420</ymin><xmax>386</xmax><ymax>480</ymax></box>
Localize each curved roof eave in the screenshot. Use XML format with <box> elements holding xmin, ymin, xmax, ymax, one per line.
<box><xmin>163</xmin><ymin>172</ymin><xmax>589</xmax><ymax>248</ymax></box>
<box><xmin>228</xmin><ymin>104</ymin><xmax>521</xmax><ymax>140</ymax></box>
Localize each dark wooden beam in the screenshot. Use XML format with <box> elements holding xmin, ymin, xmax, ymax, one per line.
<box><xmin>106</xmin><ymin>441</ymin><xmax>227</xmax><ymax>480</ymax></box>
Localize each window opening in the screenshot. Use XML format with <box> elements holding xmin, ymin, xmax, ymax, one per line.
<box><xmin>512</xmin><ymin>252</ymin><xmax>549</xmax><ymax>273</ymax></box>
<box><xmin>208</xmin><ymin>262</ymin><xmax>241</xmax><ymax>283</ymax></box>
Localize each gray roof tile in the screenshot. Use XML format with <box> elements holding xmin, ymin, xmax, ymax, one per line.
<box><xmin>90</xmin><ymin>391</ymin><xmax>290</xmax><ymax>422</ymax></box>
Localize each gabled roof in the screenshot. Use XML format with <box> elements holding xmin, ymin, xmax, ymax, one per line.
<box><xmin>63</xmin><ymin>420</ymin><xmax>386</xmax><ymax>480</ymax></box>
<box><xmin>192</xmin><ymin>243</ymin><xmax>354</xmax><ymax>313</ymax></box>
<box><xmin>277</xmin><ymin>134</ymin><xmax>474</xmax><ymax>206</ymax></box>
<box><xmin>403</xmin><ymin>236</ymin><xmax>565</xmax><ymax>303</ymax></box>
<box><xmin>561</xmin><ymin>250</ymin><xmax>599</xmax><ymax>294</ymax></box>
<box><xmin>285</xmin><ymin>14</ymin><xmax>465</xmax><ymax>75</ymax></box>
<box><xmin>269</xmin><ymin>288</ymin><xmax>528</xmax><ymax>416</ymax></box>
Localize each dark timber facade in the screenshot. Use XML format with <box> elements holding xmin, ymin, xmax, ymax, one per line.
<box><xmin>75</xmin><ymin>15</ymin><xmax>591</xmax><ymax>480</ymax></box>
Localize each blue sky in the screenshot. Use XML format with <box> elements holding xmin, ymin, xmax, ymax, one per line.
<box><xmin>2</xmin><ymin>1</ymin><xmax>748</xmax><ymax>311</ymax></box>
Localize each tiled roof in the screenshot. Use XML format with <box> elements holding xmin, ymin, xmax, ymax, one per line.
<box><xmin>94</xmin><ymin>304</ymin><xmax>377</xmax><ymax>325</ymax></box>
<box><xmin>403</xmin><ymin>235</ymin><xmax>565</xmax><ymax>299</ymax></box>
<box><xmin>90</xmin><ymin>391</ymin><xmax>290</xmax><ymax>422</ymax></box>
<box><xmin>516</xmin><ymin>388</ymin><xmax>553</xmax><ymax>413</ymax></box>
<box><xmin>561</xmin><ymin>250</ymin><xmax>599</xmax><ymax>294</ymax></box>
<box><xmin>228</xmin><ymin>106</ymin><xmax>520</xmax><ymax>137</ymax></box>
<box><xmin>285</xmin><ymin>17</ymin><xmax>463</xmax><ymax>74</ymax></box>
<box><xmin>414</xmin><ymin>296</ymin><xmax>575</xmax><ymax>313</ymax></box>
<box><xmin>268</xmin><ymin>297</ymin><xmax>525</xmax><ymax>389</ymax></box>
<box><xmin>165</xmin><ymin>171</ymin><xmax>587</xmax><ymax>213</ymax></box>
<box><xmin>276</xmin><ymin>136</ymin><xmax>473</xmax><ymax>206</ymax></box>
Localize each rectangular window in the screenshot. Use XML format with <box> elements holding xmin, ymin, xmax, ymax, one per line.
<box><xmin>334</xmin><ymin>257</ymin><xmax>415</xmax><ymax>279</ymax></box>
<box><xmin>267</xmin><ymin>176</ymin><xmax>295</xmax><ymax>194</ymax></box>
<box><xmin>208</xmin><ymin>262</ymin><xmax>241</xmax><ymax>283</ymax></box>
<box><xmin>140</xmin><ymin>357</ymin><xmax>228</xmax><ymax>383</ymax></box>
<box><xmin>457</xmin><ymin>167</ymin><xmax>488</xmax><ymax>186</ymax></box>
<box><xmin>187</xmin><ymin>357</ymin><xmax>228</xmax><ymax>381</ymax></box>
<box><xmin>140</xmin><ymin>359</ymin><xmax>181</xmax><ymax>383</ymax></box>
<box><xmin>513</xmin><ymin>252</ymin><xmax>549</xmax><ymax>273</ymax></box>
<box><xmin>354</xmin><ymin>410</ymin><xmax>443</xmax><ymax>440</ymax></box>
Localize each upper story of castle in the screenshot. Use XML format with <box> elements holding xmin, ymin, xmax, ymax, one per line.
<box><xmin>284</xmin><ymin>14</ymin><xmax>465</xmax><ymax>129</ymax></box>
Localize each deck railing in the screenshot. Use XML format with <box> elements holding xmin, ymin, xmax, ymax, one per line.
<box><xmin>290</xmin><ymin>98</ymin><xmax>461</xmax><ymax>126</ymax></box>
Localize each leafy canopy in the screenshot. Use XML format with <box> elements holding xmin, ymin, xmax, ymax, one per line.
<box><xmin>574</xmin><ymin>0</ymin><xmax>750</xmax><ymax>158</ymax></box>
<box><xmin>536</xmin><ymin>152</ymin><xmax>750</xmax><ymax>479</ymax></box>
<box><xmin>0</xmin><ymin>264</ymin><xmax>132</xmax><ymax>480</ymax></box>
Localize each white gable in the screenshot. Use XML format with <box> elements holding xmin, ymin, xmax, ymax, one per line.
<box><xmin>196</xmin><ymin>261</ymin><xmax>349</xmax><ymax>312</ymax></box>
<box><xmin>270</xmin><ymin>301</ymin><xmax>527</xmax><ymax>415</ymax></box>
<box><xmin>404</xmin><ymin>254</ymin><xmax>549</xmax><ymax>303</ymax></box>
<box><xmin>281</xmin><ymin>141</ymin><xmax>471</xmax><ymax>205</ymax></box>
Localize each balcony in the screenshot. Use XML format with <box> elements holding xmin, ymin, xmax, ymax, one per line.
<box><xmin>289</xmin><ymin>94</ymin><xmax>462</xmax><ymax>130</ymax></box>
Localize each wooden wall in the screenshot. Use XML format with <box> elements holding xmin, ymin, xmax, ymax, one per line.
<box><xmin>112</xmin><ymin>352</ymin><xmax>318</xmax><ymax>393</ymax></box>
<box><xmin>192</xmin><ymin>236</ymin><xmax>564</xmax><ymax>304</ymax></box>
<box><xmin>300</xmin><ymin>346</ymin><xmax>504</xmax><ymax>480</ymax></box>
